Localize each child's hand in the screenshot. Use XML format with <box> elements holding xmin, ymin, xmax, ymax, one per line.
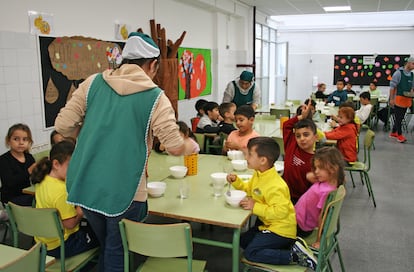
<box><xmin>227</xmin><ymin>173</ymin><xmax>237</xmax><ymax>183</ymax></box>
<box><xmin>239</xmin><ymin>197</ymin><xmax>254</xmax><ymax>210</ymax></box>
<box><xmin>306</xmin><ymin>172</ymin><xmax>318</xmax><ymax>183</ymax></box>
<box><xmin>225</xmin><ymin>140</ymin><xmax>239</xmax><ymax>150</ymax></box>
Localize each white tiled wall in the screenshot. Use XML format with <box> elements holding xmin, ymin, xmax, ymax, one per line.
<box><xmin>0</xmin><ymin>31</ymin><xmax>50</xmax><ymax>155</ymax></box>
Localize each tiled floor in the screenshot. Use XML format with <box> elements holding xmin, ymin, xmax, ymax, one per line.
<box><xmin>2</xmin><ymin>122</ymin><xmax>414</xmax><ymax>271</ymax></box>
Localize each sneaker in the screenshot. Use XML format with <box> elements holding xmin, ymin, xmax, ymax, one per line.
<box><xmin>389</xmin><ymin>132</ymin><xmax>398</xmax><ymax>139</ymax></box>
<box><xmin>397</xmin><ymin>135</ymin><xmax>407</xmax><ymax>143</ymax></box>
<box><xmin>292</xmin><ymin>239</ymin><xmax>317</xmax><ymax>270</ymax></box>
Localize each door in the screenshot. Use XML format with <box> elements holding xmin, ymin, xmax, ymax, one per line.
<box><xmin>275</xmin><ymin>42</ymin><xmax>288</xmax><ymax>105</ymax></box>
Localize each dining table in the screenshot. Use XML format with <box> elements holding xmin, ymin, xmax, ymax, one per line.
<box><xmin>146</xmin><ymin>152</ymin><xmax>252</xmax><ymax>272</ymax></box>
<box><xmin>0</xmin><ymin>243</ymin><xmax>55</xmax><ymax>267</ymax></box>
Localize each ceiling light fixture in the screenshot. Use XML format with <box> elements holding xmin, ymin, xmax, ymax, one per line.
<box><xmin>323</xmin><ymin>6</ymin><xmax>351</xmax><ymax>12</ymax></box>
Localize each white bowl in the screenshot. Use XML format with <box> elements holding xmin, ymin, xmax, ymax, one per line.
<box><xmin>227</xmin><ymin>150</ymin><xmax>244</xmax><ymax>160</ymax></box>
<box><xmin>147</xmin><ymin>181</ymin><xmax>166</xmax><ymax>197</ymax></box>
<box><xmin>225</xmin><ymin>190</ymin><xmax>247</xmax><ymax>207</ymax></box>
<box><xmin>231</xmin><ymin>160</ymin><xmax>247</xmax><ymax>171</ymax></box>
<box><xmin>169</xmin><ymin>165</ymin><xmax>188</xmax><ymax>178</ymax></box>
<box><xmin>210</xmin><ymin>172</ymin><xmax>227</xmax><ymax>185</ymax></box>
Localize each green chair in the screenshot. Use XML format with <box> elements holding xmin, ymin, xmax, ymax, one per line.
<box><xmin>0</xmin><ymin>199</ymin><xmax>10</xmax><ymax>244</ymax></box>
<box><xmin>193</xmin><ymin>133</ymin><xmax>205</xmax><ymax>153</ymax></box>
<box><xmin>205</xmin><ymin>132</ymin><xmax>227</xmax><ymax>155</ymax></box>
<box><xmin>119</xmin><ymin>220</ymin><xmax>206</xmax><ymax>272</ymax></box>
<box><xmin>270</xmin><ymin>109</ymin><xmax>291</xmax><ymax>118</ymax></box>
<box><xmin>6</xmin><ymin>202</ymin><xmax>99</xmax><ymax>272</ymax></box>
<box><xmin>345</xmin><ymin>129</ymin><xmax>376</xmax><ymax>207</ymax></box>
<box><xmin>0</xmin><ymin>242</ymin><xmax>46</xmax><ymax>272</ymax></box>
<box><xmin>242</xmin><ymin>185</ymin><xmax>346</xmax><ymax>272</ymax></box>
<box><xmin>272</xmin><ymin>137</ymin><xmax>284</xmax><ymax>159</ymax></box>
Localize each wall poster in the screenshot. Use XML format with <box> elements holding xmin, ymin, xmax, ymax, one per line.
<box><xmin>333</xmin><ymin>54</ymin><xmax>410</xmax><ymax>86</ymax></box>
<box><xmin>38</xmin><ymin>36</ymin><xmax>124</xmax><ymax>128</ymax></box>
<box><xmin>178</xmin><ymin>47</ymin><xmax>212</xmax><ymax>100</ymax></box>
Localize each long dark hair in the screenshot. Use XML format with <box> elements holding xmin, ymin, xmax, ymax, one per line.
<box><xmin>31</xmin><ymin>141</ymin><xmax>75</xmax><ymax>184</ymax></box>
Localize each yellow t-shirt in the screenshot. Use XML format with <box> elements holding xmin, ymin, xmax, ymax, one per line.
<box><xmin>232</xmin><ymin>167</ymin><xmax>297</xmax><ymax>239</ymax></box>
<box><xmin>35</xmin><ymin>175</ymin><xmax>79</xmax><ymax>250</ymax></box>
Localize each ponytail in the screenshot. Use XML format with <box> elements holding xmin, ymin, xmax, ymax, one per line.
<box><xmin>30</xmin><ymin>140</ymin><xmax>75</xmax><ymax>184</ymax></box>
<box><xmin>31</xmin><ymin>157</ymin><xmax>52</xmax><ymax>184</ymax></box>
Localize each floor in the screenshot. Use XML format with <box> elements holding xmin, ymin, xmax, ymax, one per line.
<box><xmin>1</xmin><ymin>122</ymin><xmax>414</xmax><ymax>271</ymax></box>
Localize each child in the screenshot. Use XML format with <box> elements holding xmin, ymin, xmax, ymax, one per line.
<box><xmin>345</xmin><ymin>82</ymin><xmax>356</xmax><ymax>95</ymax></box>
<box><xmin>218</xmin><ymin>102</ymin><xmax>237</xmax><ymax>135</ymax></box>
<box><xmin>0</xmin><ymin>123</ymin><xmax>35</xmax><ymax>206</ymax></box>
<box><xmin>283</xmin><ymin>103</ymin><xmax>318</xmax><ymax>203</ymax></box>
<box><xmin>155</xmin><ymin>121</ymin><xmax>200</xmax><ymax>154</ymax></box>
<box><xmin>227</xmin><ymin>137</ymin><xmax>316</xmax><ymax>269</ymax></box>
<box><xmin>325</xmin><ymin>107</ymin><xmax>358</xmax><ymax>164</ymax></box>
<box><xmin>31</xmin><ymin>141</ymin><xmax>98</xmax><ymax>258</ymax></box>
<box><xmin>191</xmin><ymin>99</ymin><xmax>208</xmax><ymax>132</ymax></box>
<box><xmin>314</xmin><ymin>83</ymin><xmax>327</xmax><ymax>100</ymax></box>
<box><xmin>224</xmin><ymin>105</ymin><xmax>259</xmax><ymax>154</ymax></box>
<box><xmin>355</xmin><ymin>91</ymin><xmax>373</xmax><ymax>124</ymax></box>
<box><xmin>295</xmin><ymin>146</ymin><xmax>345</xmax><ymax>239</ymax></box>
<box><xmin>327</xmin><ymin>79</ymin><xmax>348</xmax><ymax>106</ymax></box>
<box><xmin>196</xmin><ymin>101</ymin><xmax>221</xmax><ymax>133</ymax></box>
<box><xmin>367</xmin><ymin>81</ymin><xmax>380</xmax><ymax>97</ymax></box>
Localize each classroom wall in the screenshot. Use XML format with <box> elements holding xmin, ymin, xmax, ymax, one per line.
<box><xmin>273</xmin><ymin>12</ymin><xmax>414</xmax><ymax>101</ymax></box>
<box><xmin>0</xmin><ymin>0</ymin><xmax>253</xmax><ymax>154</ymax></box>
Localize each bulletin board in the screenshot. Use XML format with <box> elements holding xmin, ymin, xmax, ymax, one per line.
<box><xmin>38</xmin><ymin>36</ymin><xmax>124</xmax><ymax>128</ymax></box>
<box><xmin>333</xmin><ymin>54</ymin><xmax>410</xmax><ymax>86</ymax></box>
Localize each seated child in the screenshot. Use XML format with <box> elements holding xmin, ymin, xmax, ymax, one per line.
<box><xmin>0</xmin><ymin>123</ymin><xmax>35</xmax><ymax>206</ymax></box>
<box><xmin>295</xmin><ymin>146</ymin><xmax>345</xmax><ymax>239</ymax></box>
<box><xmin>325</xmin><ymin>107</ymin><xmax>358</xmax><ymax>164</ymax></box>
<box><xmin>227</xmin><ymin>137</ymin><xmax>316</xmax><ymax>269</ymax></box>
<box><xmin>31</xmin><ymin>141</ymin><xmax>98</xmax><ymax>258</ymax></box>
<box><xmin>218</xmin><ymin>102</ymin><xmax>237</xmax><ymax>135</ymax></box>
<box><xmin>196</xmin><ymin>101</ymin><xmax>221</xmax><ymax>133</ymax></box>
<box><xmin>224</xmin><ymin>105</ymin><xmax>259</xmax><ymax>154</ymax></box>
<box><xmin>327</xmin><ymin>79</ymin><xmax>348</xmax><ymax>106</ymax></box>
<box><xmin>345</xmin><ymin>82</ymin><xmax>356</xmax><ymax>95</ymax></box>
<box><xmin>283</xmin><ymin>103</ymin><xmax>318</xmax><ymax>203</ymax></box>
<box><xmin>191</xmin><ymin>99</ymin><xmax>208</xmax><ymax>132</ymax></box>
<box><xmin>314</xmin><ymin>83</ymin><xmax>328</xmax><ymax>101</ymax></box>
<box><xmin>355</xmin><ymin>91</ymin><xmax>373</xmax><ymax>124</ymax></box>
<box><xmin>155</xmin><ymin>121</ymin><xmax>200</xmax><ymax>154</ymax></box>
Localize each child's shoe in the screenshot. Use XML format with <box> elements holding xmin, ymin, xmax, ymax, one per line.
<box><xmin>292</xmin><ymin>239</ymin><xmax>317</xmax><ymax>271</ymax></box>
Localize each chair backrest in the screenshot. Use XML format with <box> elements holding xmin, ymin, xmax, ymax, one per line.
<box><xmin>0</xmin><ymin>242</ymin><xmax>46</xmax><ymax>272</ymax></box>
<box><xmin>270</xmin><ymin>109</ymin><xmax>290</xmax><ymax>118</ymax></box>
<box><xmin>194</xmin><ymin>133</ymin><xmax>205</xmax><ymax>153</ymax></box>
<box><xmin>316</xmin><ymin>185</ymin><xmax>346</xmax><ymax>272</ymax></box>
<box><xmin>363</xmin><ymin>129</ymin><xmax>375</xmax><ymax>170</ymax></box>
<box><xmin>190</xmin><ymin>117</ymin><xmax>200</xmax><ymax>133</ymax></box>
<box><xmin>119</xmin><ymin>220</ymin><xmax>194</xmax><ymax>271</ymax></box>
<box><xmin>6</xmin><ymin>202</ymin><xmax>66</xmax><ymax>272</ymax></box>
<box><xmin>272</xmin><ymin>137</ymin><xmax>284</xmax><ymax>158</ymax></box>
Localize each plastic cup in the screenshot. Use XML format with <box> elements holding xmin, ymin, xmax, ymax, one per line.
<box><xmin>179</xmin><ymin>180</ymin><xmax>189</xmax><ymax>199</ymax></box>
<box><xmin>212</xmin><ymin>181</ymin><xmax>224</xmax><ymax>197</ymax></box>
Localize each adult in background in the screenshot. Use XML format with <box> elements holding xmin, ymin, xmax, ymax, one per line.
<box><xmin>389</xmin><ymin>56</ymin><xmax>414</xmax><ymax>143</ymax></box>
<box><xmin>54</xmin><ymin>32</ymin><xmax>195</xmax><ymax>272</ymax></box>
<box><xmin>223</xmin><ymin>71</ymin><xmax>261</xmax><ymax>110</ymax></box>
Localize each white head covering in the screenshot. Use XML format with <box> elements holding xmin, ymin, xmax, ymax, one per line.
<box><xmin>407</xmin><ymin>56</ymin><xmax>414</xmax><ymax>63</ymax></box>
<box><xmin>122</xmin><ymin>32</ymin><xmax>160</xmax><ymax>60</ymax></box>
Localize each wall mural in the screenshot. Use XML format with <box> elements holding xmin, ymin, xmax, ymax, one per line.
<box><xmin>178</xmin><ymin>47</ymin><xmax>212</xmax><ymax>100</ymax></box>
<box><xmin>333</xmin><ymin>54</ymin><xmax>410</xmax><ymax>86</ymax></box>
<box><xmin>39</xmin><ymin>36</ymin><xmax>124</xmax><ymax>128</ymax></box>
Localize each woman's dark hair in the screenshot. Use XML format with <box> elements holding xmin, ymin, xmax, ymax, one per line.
<box><xmin>31</xmin><ymin>141</ymin><xmax>75</xmax><ymax>184</ymax></box>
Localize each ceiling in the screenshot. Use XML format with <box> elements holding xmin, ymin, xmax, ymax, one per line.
<box><xmin>239</xmin><ymin>0</ymin><xmax>414</xmax><ymax>16</ymax></box>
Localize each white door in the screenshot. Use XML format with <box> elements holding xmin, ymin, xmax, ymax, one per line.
<box><xmin>275</xmin><ymin>42</ymin><xmax>288</xmax><ymax>105</ymax></box>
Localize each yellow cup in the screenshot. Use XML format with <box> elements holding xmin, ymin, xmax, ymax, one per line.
<box><xmin>280</xmin><ymin>116</ymin><xmax>289</xmax><ymax>129</ymax></box>
<box><xmin>184</xmin><ymin>153</ymin><xmax>198</xmax><ymax>175</ymax></box>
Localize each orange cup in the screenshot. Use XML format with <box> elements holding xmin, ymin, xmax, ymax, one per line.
<box><xmin>280</xmin><ymin>116</ymin><xmax>289</xmax><ymax>129</ymax></box>
<box><xmin>184</xmin><ymin>153</ymin><xmax>198</xmax><ymax>175</ymax></box>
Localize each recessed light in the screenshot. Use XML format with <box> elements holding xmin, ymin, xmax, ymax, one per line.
<box><xmin>323</xmin><ymin>6</ymin><xmax>351</xmax><ymax>12</ymax></box>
